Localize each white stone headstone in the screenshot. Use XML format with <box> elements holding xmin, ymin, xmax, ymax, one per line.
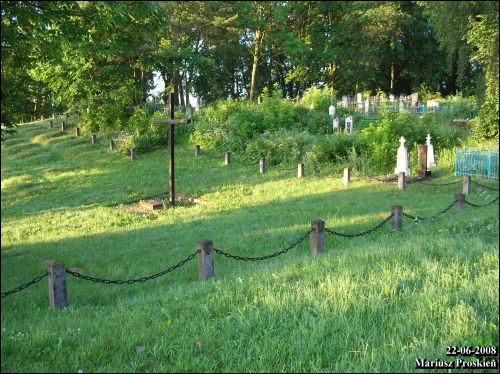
<box><xmin>389</xmin><ymin>94</ymin><xmax>395</xmax><ymax>103</ymax></box>
<box><xmin>410</xmin><ymin>93</ymin><xmax>419</xmax><ymax>106</ymax></box>
<box><xmin>333</xmin><ymin>117</ymin><xmax>339</xmax><ymax>133</ymax></box>
<box><xmin>364</xmin><ymin>99</ymin><xmax>370</xmax><ymax>113</ymax></box>
<box><xmin>356</xmin><ymin>93</ymin><xmax>363</xmax><ymax>104</ymax></box>
<box><xmin>399</xmin><ymin>101</ymin><xmax>405</xmax><ymax>111</ymax></box>
<box><xmin>345</xmin><ymin>116</ymin><xmax>353</xmax><ymax>134</ymax></box>
<box><xmin>342</xmin><ymin>96</ymin><xmax>348</xmax><ymax>106</ymax></box>
<box><xmin>394</xmin><ymin>136</ymin><xmax>411</xmax><ymax>176</ymax></box>
<box><xmin>329</xmin><ymin>104</ymin><xmax>336</xmax><ymax>116</ymax></box>
<box><xmin>426</xmin><ymin>134</ymin><xmax>436</xmax><ymax>168</ymax></box>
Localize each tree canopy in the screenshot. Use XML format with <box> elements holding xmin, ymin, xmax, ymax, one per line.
<box><xmin>1</xmin><ymin>1</ymin><xmax>498</xmax><ymax>140</ymax></box>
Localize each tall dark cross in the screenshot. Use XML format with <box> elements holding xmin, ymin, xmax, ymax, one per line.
<box><xmin>152</xmin><ymin>92</ymin><xmax>191</xmax><ymax>207</ymax></box>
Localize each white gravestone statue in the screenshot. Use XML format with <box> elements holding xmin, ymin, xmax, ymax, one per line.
<box><xmin>399</xmin><ymin>100</ymin><xmax>405</xmax><ymax>111</ymax></box>
<box><xmin>345</xmin><ymin>116</ymin><xmax>353</xmax><ymax>134</ymax></box>
<box><xmin>329</xmin><ymin>104</ymin><xmax>336</xmax><ymax>117</ymax></box>
<box><xmin>356</xmin><ymin>93</ymin><xmax>363</xmax><ymax>103</ymax></box>
<box><xmin>342</xmin><ymin>96</ymin><xmax>348</xmax><ymax>108</ymax></box>
<box><xmin>364</xmin><ymin>99</ymin><xmax>370</xmax><ymax>114</ymax></box>
<box><xmin>389</xmin><ymin>94</ymin><xmax>395</xmax><ymax>103</ymax></box>
<box><xmin>394</xmin><ymin>136</ymin><xmax>411</xmax><ymax>176</ymax></box>
<box><xmin>426</xmin><ymin>134</ymin><xmax>436</xmax><ymax>168</ymax></box>
<box><xmin>332</xmin><ymin>117</ymin><xmax>339</xmax><ymax>133</ymax></box>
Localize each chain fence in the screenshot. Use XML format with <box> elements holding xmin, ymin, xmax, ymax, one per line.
<box><xmin>214</xmin><ymin>229</ymin><xmax>312</xmax><ymax>261</ymax></box>
<box><xmin>65</xmin><ymin>250</ymin><xmax>199</xmax><ymax>285</ymax></box>
<box><xmin>401</xmin><ymin>199</ymin><xmax>457</xmax><ymax>221</ymax></box>
<box><xmin>464</xmin><ymin>196</ymin><xmax>499</xmax><ymax>208</ymax></box>
<box><xmin>471</xmin><ymin>180</ymin><xmax>499</xmax><ymax>191</ymax></box>
<box><xmin>325</xmin><ymin>214</ymin><xmax>393</xmax><ymax>238</ymax></box>
<box><xmin>1</xmin><ymin>273</ymin><xmax>48</xmax><ymax>298</ymax></box>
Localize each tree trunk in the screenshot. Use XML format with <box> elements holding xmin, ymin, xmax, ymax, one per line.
<box><xmin>179</xmin><ymin>72</ymin><xmax>185</xmax><ymax>107</ymax></box>
<box><xmin>249</xmin><ymin>30</ymin><xmax>264</xmax><ymax>102</ymax></box>
<box><xmin>390</xmin><ymin>63</ymin><xmax>395</xmax><ymax>94</ymax></box>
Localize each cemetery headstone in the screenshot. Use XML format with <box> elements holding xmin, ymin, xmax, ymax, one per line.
<box><xmin>410</xmin><ymin>93</ymin><xmax>419</xmax><ymax>106</ymax></box>
<box><xmin>332</xmin><ymin>117</ymin><xmax>339</xmax><ymax>134</ymax></box>
<box><xmin>345</xmin><ymin>116</ymin><xmax>353</xmax><ymax>134</ymax></box>
<box><xmin>394</xmin><ymin>136</ymin><xmax>411</xmax><ymax>176</ymax></box>
<box><xmin>426</xmin><ymin>134</ymin><xmax>436</xmax><ymax>169</ymax></box>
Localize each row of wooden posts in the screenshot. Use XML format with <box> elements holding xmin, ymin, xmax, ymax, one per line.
<box><xmin>42</xmin><ymin>194</ymin><xmax>470</xmax><ymax>310</ymax></box>
<box><xmin>50</xmin><ymin>121</ymin><xmax>476</xmax><ymax>190</ymax></box>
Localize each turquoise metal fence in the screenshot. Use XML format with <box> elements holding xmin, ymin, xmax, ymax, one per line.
<box><xmin>455</xmin><ymin>150</ymin><xmax>499</xmax><ymax>180</ymax></box>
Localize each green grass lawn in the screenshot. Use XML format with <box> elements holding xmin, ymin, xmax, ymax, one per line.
<box><xmin>1</xmin><ymin>121</ymin><xmax>499</xmax><ymax>373</ymax></box>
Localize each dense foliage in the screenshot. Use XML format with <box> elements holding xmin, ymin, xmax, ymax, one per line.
<box><xmin>1</xmin><ymin>1</ymin><xmax>498</xmax><ymax>142</ymax></box>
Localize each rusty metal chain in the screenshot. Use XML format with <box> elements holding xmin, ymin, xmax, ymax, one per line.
<box><xmin>325</xmin><ymin>214</ymin><xmax>393</xmax><ymax>238</ymax></box>
<box><xmin>213</xmin><ymin>229</ymin><xmax>312</xmax><ymax>261</ymax></box>
<box><xmin>464</xmin><ymin>196</ymin><xmax>499</xmax><ymax>208</ymax></box>
<box><xmin>232</xmin><ymin>156</ymin><xmax>260</xmax><ymax>166</ymax></box>
<box><xmin>1</xmin><ymin>273</ymin><xmax>48</xmax><ymax>298</ymax></box>
<box><xmin>417</xmin><ymin>179</ymin><xmax>462</xmax><ymax>186</ymax></box>
<box><xmin>65</xmin><ymin>250</ymin><xmax>199</xmax><ymax>285</ymax></box>
<box><xmin>471</xmin><ymin>180</ymin><xmax>499</xmax><ymax>191</ymax></box>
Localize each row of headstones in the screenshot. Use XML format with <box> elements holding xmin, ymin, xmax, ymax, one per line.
<box><xmin>332</xmin><ymin>116</ymin><xmax>354</xmax><ymax>134</ymax></box>
<box><xmin>48</xmin><ymin>117</ymin><xmax>138</xmax><ymax>161</ymax></box>
<box><xmin>395</xmin><ymin>134</ymin><xmax>435</xmax><ymax>180</ymax></box>
<box><xmin>336</xmin><ymin>94</ymin><xmax>440</xmax><ymax>110</ymax></box>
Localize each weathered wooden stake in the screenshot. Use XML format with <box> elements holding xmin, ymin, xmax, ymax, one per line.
<box><xmin>310</xmin><ymin>220</ymin><xmax>325</xmax><ymax>256</ymax></box>
<box><xmin>398</xmin><ymin>172</ymin><xmax>405</xmax><ymax>190</ymax></box>
<box><xmin>259</xmin><ymin>158</ymin><xmax>266</xmax><ymax>174</ymax></box>
<box><xmin>391</xmin><ymin>205</ymin><xmax>403</xmax><ymax>230</ymax></box>
<box><xmin>463</xmin><ymin>176</ymin><xmax>471</xmax><ymax>195</ymax></box>
<box><xmin>91</xmin><ymin>134</ymin><xmax>97</xmax><ymax>144</ymax></box>
<box><xmin>61</xmin><ymin>121</ymin><xmax>66</xmax><ymax>131</ymax></box>
<box><xmin>47</xmin><ymin>260</ymin><xmax>68</xmax><ymax>310</ymax></box>
<box><xmin>455</xmin><ymin>193</ymin><xmax>465</xmax><ymax>211</ymax></box>
<box><xmin>298</xmin><ymin>163</ymin><xmax>305</xmax><ymax>178</ymax></box>
<box><xmin>416</xmin><ymin>144</ymin><xmax>427</xmax><ymax>178</ymax></box>
<box><xmin>131</xmin><ymin>149</ymin><xmax>136</xmax><ymax>161</ymax></box>
<box><xmin>109</xmin><ymin>140</ymin><xmax>114</xmax><ymax>151</ymax></box>
<box><xmin>224</xmin><ymin>152</ymin><xmax>231</xmax><ymax>165</ymax></box>
<box><xmin>197</xmin><ymin>240</ymin><xmax>214</xmax><ymax>281</ymax></box>
<box><xmin>195</xmin><ymin>145</ymin><xmax>201</xmax><ymax>157</ymax></box>
<box><xmin>75</xmin><ymin>127</ymin><xmax>80</xmax><ymax>136</ymax></box>
<box><xmin>343</xmin><ymin>167</ymin><xmax>351</xmax><ymax>185</ymax></box>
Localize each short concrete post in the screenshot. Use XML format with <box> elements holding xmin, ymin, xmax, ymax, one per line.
<box><xmin>131</xmin><ymin>149</ymin><xmax>136</xmax><ymax>161</ymax></box>
<box><xmin>310</xmin><ymin>220</ymin><xmax>325</xmax><ymax>256</ymax></box>
<box><xmin>298</xmin><ymin>163</ymin><xmax>305</xmax><ymax>178</ymax></box>
<box><xmin>343</xmin><ymin>167</ymin><xmax>351</xmax><ymax>185</ymax></box>
<box><xmin>91</xmin><ymin>134</ymin><xmax>97</xmax><ymax>144</ymax></box>
<box><xmin>398</xmin><ymin>172</ymin><xmax>405</xmax><ymax>190</ymax></box>
<box><xmin>47</xmin><ymin>260</ymin><xmax>68</xmax><ymax>310</ymax></box>
<box><xmin>224</xmin><ymin>152</ymin><xmax>231</xmax><ymax>165</ymax></box>
<box><xmin>109</xmin><ymin>140</ymin><xmax>114</xmax><ymax>151</ymax></box>
<box><xmin>455</xmin><ymin>193</ymin><xmax>465</xmax><ymax>211</ymax></box>
<box><xmin>197</xmin><ymin>240</ymin><xmax>214</xmax><ymax>281</ymax></box>
<box><xmin>259</xmin><ymin>158</ymin><xmax>266</xmax><ymax>174</ymax></box>
<box><xmin>61</xmin><ymin>121</ymin><xmax>66</xmax><ymax>131</ymax></box>
<box><xmin>195</xmin><ymin>145</ymin><xmax>201</xmax><ymax>157</ymax></box>
<box><xmin>391</xmin><ymin>205</ymin><xmax>402</xmax><ymax>230</ymax></box>
<box><xmin>75</xmin><ymin>127</ymin><xmax>80</xmax><ymax>136</ymax></box>
<box><xmin>49</xmin><ymin>120</ymin><xmax>54</xmax><ymax>128</ymax></box>
<box><xmin>463</xmin><ymin>176</ymin><xmax>471</xmax><ymax>195</ymax></box>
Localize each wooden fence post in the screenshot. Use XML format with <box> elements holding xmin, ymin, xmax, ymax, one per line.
<box><xmin>195</xmin><ymin>145</ymin><xmax>201</xmax><ymax>157</ymax></box>
<box><xmin>224</xmin><ymin>152</ymin><xmax>231</xmax><ymax>165</ymax></box>
<box><xmin>109</xmin><ymin>140</ymin><xmax>114</xmax><ymax>151</ymax></box>
<box><xmin>197</xmin><ymin>240</ymin><xmax>214</xmax><ymax>281</ymax></box>
<box><xmin>75</xmin><ymin>127</ymin><xmax>80</xmax><ymax>136</ymax></box>
<box><xmin>463</xmin><ymin>176</ymin><xmax>471</xmax><ymax>195</ymax></box>
<box><xmin>91</xmin><ymin>134</ymin><xmax>97</xmax><ymax>144</ymax></box>
<box><xmin>391</xmin><ymin>205</ymin><xmax>402</xmax><ymax>230</ymax></box>
<box><xmin>398</xmin><ymin>172</ymin><xmax>405</xmax><ymax>190</ymax></box>
<box><xmin>310</xmin><ymin>220</ymin><xmax>325</xmax><ymax>256</ymax></box>
<box><xmin>343</xmin><ymin>167</ymin><xmax>351</xmax><ymax>185</ymax></box>
<box><xmin>131</xmin><ymin>149</ymin><xmax>136</xmax><ymax>161</ymax></box>
<box><xmin>259</xmin><ymin>158</ymin><xmax>266</xmax><ymax>174</ymax></box>
<box><xmin>298</xmin><ymin>163</ymin><xmax>305</xmax><ymax>178</ymax></box>
<box><xmin>455</xmin><ymin>193</ymin><xmax>465</xmax><ymax>211</ymax></box>
<box><xmin>61</xmin><ymin>120</ymin><xmax>66</xmax><ymax>132</ymax></box>
<box><xmin>47</xmin><ymin>260</ymin><xmax>68</xmax><ymax>310</ymax></box>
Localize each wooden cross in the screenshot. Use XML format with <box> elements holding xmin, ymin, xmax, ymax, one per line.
<box><xmin>153</xmin><ymin>92</ymin><xmax>191</xmax><ymax>206</ymax></box>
